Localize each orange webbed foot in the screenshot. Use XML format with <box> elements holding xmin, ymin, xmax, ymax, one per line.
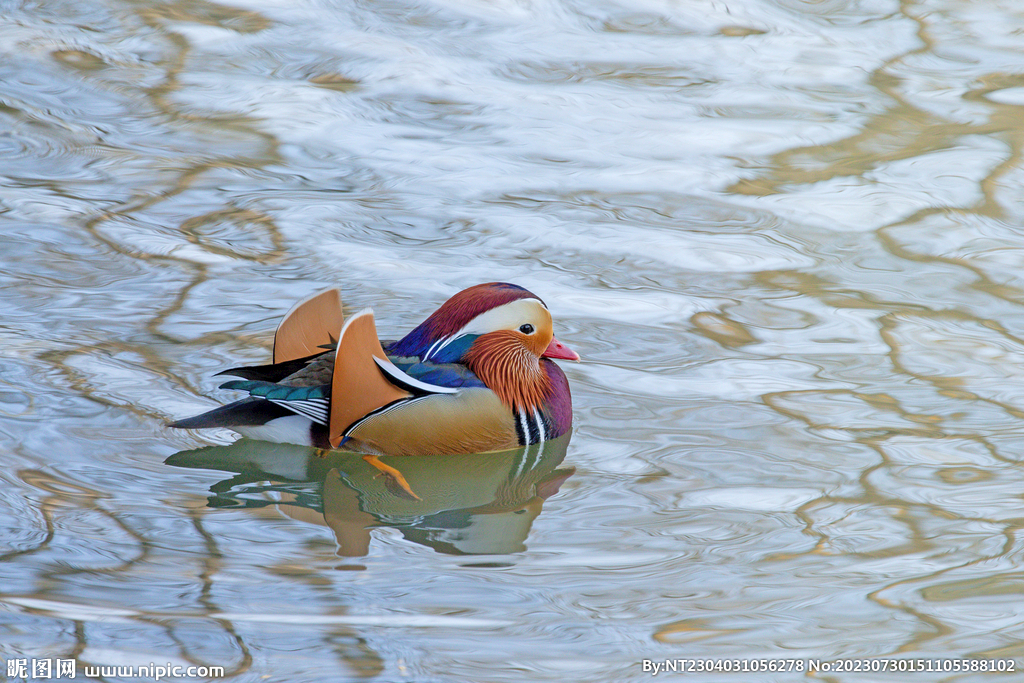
<box><xmin>362</xmin><ymin>454</ymin><xmax>421</xmax><ymax>501</ymax></box>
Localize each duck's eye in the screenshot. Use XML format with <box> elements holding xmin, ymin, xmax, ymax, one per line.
<box><xmin>519</xmin><ymin>324</ymin><xmax>535</xmax><ymax>335</ymax></box>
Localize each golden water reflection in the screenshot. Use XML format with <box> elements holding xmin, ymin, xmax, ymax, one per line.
<box><xmin>166</xmin><ymin>437</ymin><xmax>575</xmax><ymax>557</ymax></box>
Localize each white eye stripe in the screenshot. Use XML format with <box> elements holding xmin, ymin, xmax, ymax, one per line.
<box><xmin>451</xmin><ymin>298</ymin><xmax>548</xmax><ymax>339</ymax></box>
<box><xmin>424</xmin><ymin>298</ymin><xmax>548</xmax><ymax>361</ymax></box>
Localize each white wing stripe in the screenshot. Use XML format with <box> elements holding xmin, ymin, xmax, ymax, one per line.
<box><xmin>372</xmin><ymin>356</ymin><xmax>459</xmax><ymax>394</ymax></box>
<box><xmin>424</xmin><ymin>338</ymin><xmax>448</xmax><ymax>361</ymax></box>
<box><xmin>267</xmin><ymin>398</ymin><xmax>329</xmax><ymax>425</ymax></box>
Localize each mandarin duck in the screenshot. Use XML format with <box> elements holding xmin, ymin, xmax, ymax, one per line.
<box><xmin>169</xmin><ymin>283</ymin><xmax>578</xmax><ymax>459</ymax></box>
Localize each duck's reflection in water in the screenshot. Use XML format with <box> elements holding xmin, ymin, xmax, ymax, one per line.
<box><xmin>166</xmin><ymin>435</ymin><xmax>574</xmax><ymax>556</ymax></box>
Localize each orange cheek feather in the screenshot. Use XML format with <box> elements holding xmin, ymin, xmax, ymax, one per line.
<box><xmin>465</xmin><ymin>332</ymin><xmax>551</xmax><ymax>412</ymax></box>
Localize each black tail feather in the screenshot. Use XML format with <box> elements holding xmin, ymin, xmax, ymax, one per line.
<box><xmin>168</xmin><ymin>398</ymin><xmax>293</xmax><ymax>429</ymax></box>
<box><xmin>213</xmin><ymin>352</ymin><xmax>323</xmax><ymax>382</ymax></box>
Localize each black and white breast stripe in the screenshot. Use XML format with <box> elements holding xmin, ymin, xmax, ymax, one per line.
<box><xmin>514</xmin><ymin>406</ymin><xmax>548</xmax><ymax>447</ymax></box>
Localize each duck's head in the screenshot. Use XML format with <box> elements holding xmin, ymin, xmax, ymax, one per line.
<box><xmin>393</xmin><ymin>282</ymin><xmax>578</xmax><ymax>363</ymax></box>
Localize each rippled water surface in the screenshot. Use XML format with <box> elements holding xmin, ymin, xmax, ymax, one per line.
<box><xmin>5</xmin><ymin>0</ymin><xmax>1024</xmax><ymax>680</ymax></box>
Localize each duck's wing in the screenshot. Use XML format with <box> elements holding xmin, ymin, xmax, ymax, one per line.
<box><xmin>274</xmin><ymin>287</ymin><xmax>345</xmax><ymax>364</ymax></box>
<box><xmin>214</xmin><ymin>309</ymin><xmax>401</xmax><ymax>430</ymax></box>
<box><xmin>211</xmin><ymin>287</ymin><xmax>343</xmax><ymax>382</ymax></box>
<box><xmin>329</xmin><ymin>309</ymin><xmax>425</xmax><ymax>447</ymax></box>
<box><xmin>214</xmin><ymin>381</ymin><xmax>332</xmax><ymax>425</ymax></box>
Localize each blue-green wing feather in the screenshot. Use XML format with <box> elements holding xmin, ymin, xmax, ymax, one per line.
<box><xmin>387</xmin><ymin>359</ymin><xmax>486</xmax><ymax>390</ymax></box>
<box><xmin>219</xmin><ymin>380</ymin><xmax>330</xmax><ymax>424</ymax></box>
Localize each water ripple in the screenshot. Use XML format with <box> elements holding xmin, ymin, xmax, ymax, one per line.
<box><xmin>4</xmin><ymin>0</ymin><xmax>1024</xmax><ymax>678</ymax></box>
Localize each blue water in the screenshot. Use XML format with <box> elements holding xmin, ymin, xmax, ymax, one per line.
<box><xmin>4</xmin><ymin>0</ymin><xmax>1024</xmax><ymax>680</ymax></box>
